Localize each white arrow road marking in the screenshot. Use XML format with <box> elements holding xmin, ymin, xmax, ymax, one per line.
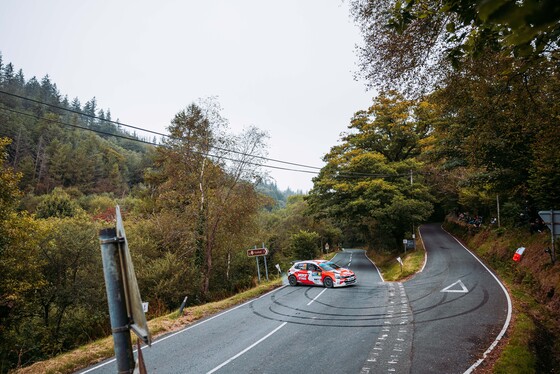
<box><xmin>440</xmin><ymin>279</ymin><xmax>469</xmax><ymax>293</ymax></box>
<box><xmin>207</xmin><ymin>322</ymin><xmax>287</xmax><ymax>374</ymax></box>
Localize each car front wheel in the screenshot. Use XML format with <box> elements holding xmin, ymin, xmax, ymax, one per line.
<box><xmin>288</xmin><ymin>274</ymin><xmax>298</xmax><ymax>286</ymax></box>
<box><xmin>323</xmin><ymin>276</ymin><xmax>334</xmax><ymax>288</ymax></box>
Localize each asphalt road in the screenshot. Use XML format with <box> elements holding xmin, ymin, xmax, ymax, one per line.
<box><xmin>405</xmin><ymin>223</ymin><xmax>511</xmax><ymax>373</ymax></box>
<box><xmin>80</xmin><ymin>224</ymin><xmax>510</xmax><ymax>374</ymax></box>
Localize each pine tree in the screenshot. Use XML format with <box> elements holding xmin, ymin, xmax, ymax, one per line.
<box><xmin>70</xmin><ymin>97</ymin><xmax>81</xmax><ymax>112</ymax></box>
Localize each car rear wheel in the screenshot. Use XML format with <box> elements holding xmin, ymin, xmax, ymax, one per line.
<box><xmin>288</xmin><ymin>274</ymin><xmax>298</xmax><ymax>286</ymax></box>
<box><xmin>323</xmin><ymin>276</ymin><xmax>334</xmax><ymax>288</ymax></box>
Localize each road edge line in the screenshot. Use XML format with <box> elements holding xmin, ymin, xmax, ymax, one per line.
<box><xmin>80</xmin><ymin>285</ymin><xmax>287</xmax><ymax>373</ymax></box>
<box><xmin>440</xmin><ymin>225</ymin><xmax>513</xmax><ymax>374</ymax></box>
<box><xmin>364</xmin><ymin>250</ymin><xmax>385</xmax><ymax>282</ymax></box>
<box><xmin>418</xmin><ymin>226</ymin><xmax>428</xmax><ymax>273</ymax></box>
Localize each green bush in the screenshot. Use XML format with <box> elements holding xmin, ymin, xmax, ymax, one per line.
<box><xmin>36</xmin><ymin>188</ymin><xmax>82</xmax><ymax>218</ymax></box>
<box><xmin>290</xmin><ymin>230</ymin><xmax>320</xmax><ymax>260</ymax></box>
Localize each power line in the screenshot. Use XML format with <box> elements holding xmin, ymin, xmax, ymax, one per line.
<box><xmin>0</xmin><ymin>89</ymin><xmax>168</xmax><ymax>138</ymax></box>
<box><xmin>0</xmin><ymin>94</ymin><xmax>416</xmax><ymax>180</ymax></box>
<box><xmin>0</xmin><ymin>89</ymin><xmax>323</xmax><ymax>171</ymax></box>
<box><xmin>0</xmin><ymin>106</ymin><xmax>324</xmax><ymax>175</ymax></box>
<box><xmin>0</xmin><ymin>106</ymin><xmax>158</xmax><ymax>146</ymax></box>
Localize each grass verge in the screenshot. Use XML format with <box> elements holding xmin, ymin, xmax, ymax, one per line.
<box><xmin>15</xmin><ymin>278</ymin><xmax>282</xmax><ymax>374</ymax></box>
<box><xmin>493</xmin><ymin>312</ymin><xmax>536</xmax><ymax>373</ymax></box>
<box><xmin>367</xmin><ymin>241</ymin><xmax>426</xmax><ymax>282</ymax></box>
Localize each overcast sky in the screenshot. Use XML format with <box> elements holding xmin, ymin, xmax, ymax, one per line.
<box><xmin>0</xmin><ymin>0</ymin><xmax>374</xmax><ymax>191</ymax></box>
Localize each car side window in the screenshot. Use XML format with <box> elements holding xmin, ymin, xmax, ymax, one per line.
<box><xmin>308</xmin><ymin>264</ymin><xmax>317</xmax><ymax>271</ymax></box>
<box><xmin>295</xmin><ymin>263</ymin><xmax>307</xmax><ymax>270</ymax></box>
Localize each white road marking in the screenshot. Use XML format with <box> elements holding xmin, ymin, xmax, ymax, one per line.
<box><xmin>206</xmin><ymin>322</ymin><xmax>287</xmax><ymax>374</ymax></box>
<box><xmin>307</xmin><ymin>288</ymin><xmax>327</xmax><ymax>306</ymax></box>
<box><xmin>441</xmin><ymin>279</ymin><xmax>469</xmax><ymax>293</ymax></box>
<box><xmin>418</xmin><ymin>227</ymin><xmax>428</xmax><ymax>273</ymax></box>
<box><xmin>440</xmin><ymin>226</ymin><xmax>513</xmax><ymax>374</ymax></box>
<box><xmin>81</xmin><ymin>286</ymin><xmax>287</xmax><ymax>373</ymax></box>
<box><xmin>364</xmin><ymin>251</ymin><xmax>385</xmax><ymax>282</ymax></box>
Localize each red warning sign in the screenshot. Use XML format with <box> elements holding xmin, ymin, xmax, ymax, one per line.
<box><xmin>513</xmin><ymin>247</ymin><xmax>526</xmax><ymax>262</ymax></box>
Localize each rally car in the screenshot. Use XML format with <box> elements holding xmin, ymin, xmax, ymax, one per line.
<box><xmin>287</xmin><ymin>260</ymin><xmax>356</xmax><ymax>288</ymax></box>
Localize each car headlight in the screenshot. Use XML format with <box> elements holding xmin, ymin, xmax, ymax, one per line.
<box><xmin>335</xmin><ymin>275</ymin><xmax>341</xmax><ymax>279</ymax></box>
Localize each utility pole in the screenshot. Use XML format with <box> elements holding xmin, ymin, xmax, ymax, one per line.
<box><xmin>410</xmin><ymin>169</ymin><xmax>415</xmax><ymax>245</ymax></box>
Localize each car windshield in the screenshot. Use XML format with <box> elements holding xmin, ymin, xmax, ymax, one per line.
<box><xmin>319</xmin><ymin>262</ymin><xmax>339</xmax><ymax>271</ymax></box>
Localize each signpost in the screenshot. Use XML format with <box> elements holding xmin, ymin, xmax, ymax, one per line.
<box><xmin>247</xmin><ymin>246</ymin><xmax>269</xmax><ymax>282</ymax></box>
<box><xmin>403</xmin><ymin>239</ymin><xmax>415</xmax><ymax>253</ymax></box>
<box><xmin>538</xmin><ymin>210</ymin><xmax>559</xmax><ymax>264</ymax></box>
<box><xmin>98</xmin><ymin>205</ymin><xmax>152</xmax><ymax>373</ymax></box>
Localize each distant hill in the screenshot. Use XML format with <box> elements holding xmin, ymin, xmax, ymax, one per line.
<box><xmin>256</xmin><ymin>180</ymin><xmax>303</xmax><ymax>207</ymax></box>
<box><xmin>0</xmin><ymin>53</ymin><xmax>153</xmax><ymax>195</ymax></box>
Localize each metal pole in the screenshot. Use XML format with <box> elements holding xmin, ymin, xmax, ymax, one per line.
<box><xmin>99</xmin><ymin>228</ymin><xmax>134</xmax><ymax>374</ymax></box>
<box><xmin>255</xmin><ymin>246</ymin><xmax>261</xmax><ymax>282</ymax></box>
<box><xmin>497</xmin><ymin>195</ymin><xmax>501</xmax><ymax>227</ymax></box>
<box><xmin>551</xmin><ymin>209</ymin><xmax>556</xmax><ymax>264</ymax></box>
<box><xmin>263</xmin><ymin>255</ymin><xmax>269</xmax><ymax>281</ymax></box>
<box><xmin>263</xmin><ymin>243</ymin><xmax>269</xmax><ymax>281</ymax></box>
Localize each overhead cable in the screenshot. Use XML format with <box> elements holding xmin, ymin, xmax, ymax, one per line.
<box><xmin>0</xmin><ymin>90</ymin><xmax>322</xmax><ymax>170</ymax></box>
<box><xmin>0</xmin><ymin>94</ymin><xmax>416</xmax><ymax>180</ymax></box>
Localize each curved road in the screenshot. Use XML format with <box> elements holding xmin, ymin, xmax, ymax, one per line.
<box><xmin>80</xmin><ymin>223</ymin><xmax>510</xmax><ymax>374</ymax></box>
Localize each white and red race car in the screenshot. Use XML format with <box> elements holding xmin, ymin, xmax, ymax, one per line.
<box><xmin>287</xmin><ymin>260</ymin><xmax>356</xmax><ymax>288</ymax></box>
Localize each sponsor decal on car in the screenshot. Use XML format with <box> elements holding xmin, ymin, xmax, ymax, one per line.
<box><xmin>287</xmin><ymin>260</ymin><xmax>356</xmax><ymax>288</ymax></box>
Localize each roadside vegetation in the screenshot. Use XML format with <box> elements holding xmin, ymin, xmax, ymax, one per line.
<box><xmin>2</xmin><ymin>1</ymin><xmax>560</xmax><ymax>371</ymax></box>
<box><xmin>367</xmin><ymin>241</ymin><xmax>425</xmax><ymax>282</ymax></box>
<box><xmin>14</xmin><ymin>279</ymin><xmax>282</xmax><ymax>374</ymax></box>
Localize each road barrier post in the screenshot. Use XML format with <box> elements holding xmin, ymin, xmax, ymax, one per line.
<box><xmin>179</xmin><ymin>296</ymin><xmax>188</xmax><ymax>315</ymax></box>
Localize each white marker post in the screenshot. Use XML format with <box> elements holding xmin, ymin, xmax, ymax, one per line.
<box><xmin>397</xmin><ymin>257</ymin><xmax>403</xmax><ymax>272</ymax></box>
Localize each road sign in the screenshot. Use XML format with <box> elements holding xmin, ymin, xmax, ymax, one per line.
<box><xmin>116</xmin><ymin>205</ymin><xmax>152</xmax><ymax>346</ymax></box>
<box><xmin>538</xmin><ymin>210</ymin><xmax>560</xmax><ymax>235</ymax></box>
<box><xmin>247</xmin><ymin>247</ymin><xmax>268</xmax><ymax>257</ymax></box>
<box><xmin>513</xmin><ymin>247</ymin><xmax>525</xmax><ymax>262</ymax></box>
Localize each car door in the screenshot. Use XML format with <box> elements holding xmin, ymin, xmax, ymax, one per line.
<box><xmin>295</xmin><ymin>263</ymin><xmax>312</xmax><ymax>284</ymax></box>
<box><xmin>307</xmin><ymin>264</ymin><xmax>323</xmax><ymax>285</ymax></box>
